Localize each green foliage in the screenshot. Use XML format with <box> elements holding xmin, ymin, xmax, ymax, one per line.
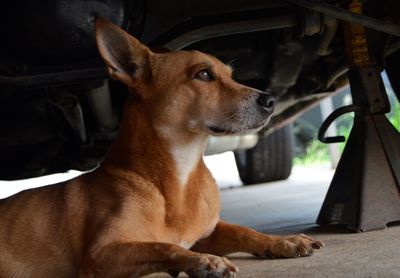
<box><xmin>294</xmin><ymin>140</ymin><xmax>329</xmax><ymax>166</ymax></box>
<box><xmin>389</xmin><ymin>101</ymin><xmax>400</xmax><ymax>132</ymax></box>
<box><xmin>294</xmin><ymin>100</ymin><xmax>400</xmax><ymax>166</ymax></box>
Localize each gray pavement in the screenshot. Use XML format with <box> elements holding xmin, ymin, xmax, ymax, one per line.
<box><xmin>219</xmin><ymin>172</ymin><xmax>400</xmax><ymax>278</ymax></box>
<box><xmin>211</xmin><ymin>155</ymin><xmax>400</xmax><ymax>278</ymax></box>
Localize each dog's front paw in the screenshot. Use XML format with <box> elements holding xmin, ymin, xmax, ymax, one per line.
<box><xmin>186</xmin><ymin>254</ymin><xmax>239</xmax><ymax>278</ymax></box>
<box><xmin>256</xmin><ymin>234</ymin><xmax>324</xmax><ymax>259</ymax></box>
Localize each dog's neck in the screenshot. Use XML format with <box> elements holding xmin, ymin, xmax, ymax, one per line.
<box><xmin>102</xmin><ymin>99</ymin><xmax>209</xmax><ymax>188</ymax></box>
<box><xmin>159</xmin><ymin>127</ymin><xmax>208</xmax><ymax>186</ymax></box>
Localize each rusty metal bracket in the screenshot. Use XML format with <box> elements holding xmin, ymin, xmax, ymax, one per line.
<box><xmin>317</xmin><ymin>91</ymin><xmax>400</xmax><ymax>231</ymax></box>
<box><xmin>318</xmin><ymin>104</ymin><xmax>364</xmax><ymax>144</ymax></box>
<box><xmin>317</xmin><ymin>0</ymin><xmax>400</xmax><ymax>232</ymax></box>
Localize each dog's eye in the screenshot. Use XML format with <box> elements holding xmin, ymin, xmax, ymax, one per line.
<box><xmin>196</xmin><ymin>69</ymin><xmax>215</xmax><ymax>82</ymax></box>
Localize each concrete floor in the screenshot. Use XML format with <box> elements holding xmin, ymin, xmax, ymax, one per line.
<box><xmin>196</xmin><ymin>155</ymin><xmax>400</xmax><ymax>278</ymax></box>
<box><xmin>223</xmin><ymin>226</ymin><xmax>400</xmax><ymax>278</ymax></box>
<box><xmin>218</xmin><ymin>167</ymin><xmax>400</xmax><ymax>278</ymax></box>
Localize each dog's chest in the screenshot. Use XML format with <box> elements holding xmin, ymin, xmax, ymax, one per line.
<box><xmin>177</xmin><ymin>214</ymin><xmax>219</xmax><ymax>249</ymax></box>
<box><xmin>167</xmin><ymin>189</ymin><xmax>220</xmax><ymax>249</ymax></box>
<box><xmin>173</xmin><ymin>213</ymin><xmax>219</xmax><ymax>249</ymax></box>
<box><xmin>117</xmin><ymin>195</ymin><xmax>219</xmax><ymax>250</ymax></box>
<box><xmin>106</xmin><ymin>164</ymin><xmax>220</xmax><ymax>250</ymax></box>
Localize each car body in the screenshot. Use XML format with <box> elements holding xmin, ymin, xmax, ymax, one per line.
<box><xmin>1</xmin><ymin>0</ymin><xmax>399</xmax><ymax>181</ymax></box>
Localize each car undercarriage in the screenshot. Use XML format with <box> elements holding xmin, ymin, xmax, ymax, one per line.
<box><xmin>1</xmin><ymin>0</ymin><xmax>400</xmax><ymax>180</ymax></box>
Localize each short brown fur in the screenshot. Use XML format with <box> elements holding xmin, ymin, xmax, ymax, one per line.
<box><xmin>0</xmin><ymin>18</ymin><xmax>323</xmax><ymax>278</ymax></box>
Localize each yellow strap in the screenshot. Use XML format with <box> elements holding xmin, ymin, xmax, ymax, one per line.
<box><xmin>345</xmin><ymin>0</ymin><xmax>371</xmax><ymax>67</ymax></box>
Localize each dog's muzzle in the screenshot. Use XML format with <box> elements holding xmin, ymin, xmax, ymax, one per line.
<box><xmin>256</xmin><ymin>92</ymin><xmax>275</xmax><ymax>114</ymax></box>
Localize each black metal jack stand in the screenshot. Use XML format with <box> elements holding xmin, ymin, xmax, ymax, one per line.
<box><xmin>317</xmin><ymin>66</ymin><xmax>400</xmax><ymax>232</ymax></box>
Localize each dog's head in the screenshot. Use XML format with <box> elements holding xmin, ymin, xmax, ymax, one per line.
<box><xmin>96</xmin><ymin>18</ymin><xmax>274</xmax><ymax>137</ymax></box>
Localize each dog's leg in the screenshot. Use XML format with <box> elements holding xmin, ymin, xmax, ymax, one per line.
<box><xmin>192</xmin><ymin>221</ymin><xmax>324</xmax><ymax>258</ymax></box>
<box><xmin>79</xmin><ymin>241</ymin><xmax>238</xmax><ymax>278</ymax></box>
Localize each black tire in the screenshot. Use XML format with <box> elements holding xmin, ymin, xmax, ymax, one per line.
<box><xmin>234</xmin><ymin>125</ymin><xmax>294</xmax><ymax>185</ymax></box>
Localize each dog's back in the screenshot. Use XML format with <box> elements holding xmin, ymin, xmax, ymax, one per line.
<box><xmin>0</xmin><ymin>181</ymin><xmax>84</xmax><ymax>277</ymax></box>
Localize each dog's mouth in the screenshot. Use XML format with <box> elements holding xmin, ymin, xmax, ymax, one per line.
<box><xmin>207</xmin><ymin>120</ymin><xmax>270</xmax><ymax>136</ymax></box>
<box><xmin>208</xmin><ymin>126</ymin><xmax>233</xmax><ymax>135</ymax></box>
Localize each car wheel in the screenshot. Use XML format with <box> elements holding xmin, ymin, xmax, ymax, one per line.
<box><xmin>234</xmin><ymin>125</ymin><xmax>294</xmax><ymax>185</ymax></box>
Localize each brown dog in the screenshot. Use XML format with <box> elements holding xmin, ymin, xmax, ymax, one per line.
<box><xmin>0</xmin><ymin>18</ymin><xmax>323</xmax><ymax>278</ymax></box>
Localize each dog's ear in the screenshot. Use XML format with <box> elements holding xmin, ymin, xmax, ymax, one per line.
<box><xmin>96</xmin><ymin>17</ymin><xmax>151</xmax><ymax>87</ymax></box>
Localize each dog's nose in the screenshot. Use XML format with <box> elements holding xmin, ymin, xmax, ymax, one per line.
<box><xmin>257</xmin><ymin>92</ymin><xmax>275</xmax><ymax>113</ymax></box>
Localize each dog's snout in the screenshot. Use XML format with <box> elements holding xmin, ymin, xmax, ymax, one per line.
<box><xmin>257</xmin><ymin>93</ymin><xmax>275</xmax><ymax>113</ymax></box>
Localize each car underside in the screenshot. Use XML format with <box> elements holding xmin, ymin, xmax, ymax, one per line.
<box><xmin>1</xmin><ymin>0</ymin><xmax>400</xmax><ymax>180</ymax></box>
